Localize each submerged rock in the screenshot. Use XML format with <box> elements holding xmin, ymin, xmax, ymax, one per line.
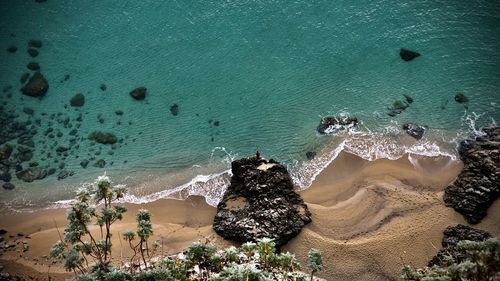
<box><xmin>428</xmin><ymin>224</ymin><xmax>491</xmax><ymax>267</ymax></box>
<box><xmin>70</xmin><ymin>93</ymin><xmax>85</xmax><ymax>107</ymax></box>
<box><xmin>27</xmin><ymin>48</ymin><xmax>39</xmax><ymax>58</ymax></box>
<box><xmin>0</xmin><ymin>144</ymin><xmax>13</xmax><ymax>160</ymax></box>
<box><xmin>213</xmin><ymin>157</ymin><xmax>311</xmax><ymax>247</ymax></box>
<box><xmin>306</xmin><ymin>151</ymin><xmax>316</xmax><ymax>160</ymax></box>
<box><xmin>16</xmin><ymin>167</ymin><xmax>47</xmax><ymax>182</ymax></box>
<box><xmin>317</xmin><ymin>116</ymin><xmax>358</xmax><ymax>134</ymax></box>
<box><xmin>129</xmin><ymin>87</ymin><xmax>146</xmax><ymax>100</ymax></box>
<box><xmin>100</xmin><ymin>84</ymin><xmax>107</xmax><ymax>91</ymax></box>
<box><xmin>57</xmin><ymin>170</ymin><xmax>74</xmax><ymax>180</ymax></box>
<box><xmin>402</xmin><ymin>123</ymin><xmax>426</xmax><ymax>140</ymax></box>
<box><xmin>20</xmin><ymin>73</ymin><xmax>30</xmax><ymax>84</ymax></box>
<box><xmin>2</xmin><ymin>182</ymin><xmax>15</xmax><ymax>190</ymax></box>
<box><xmin>20</xmin><ymin>72</ymin><xmax>49</xmax><ymax>97</ymax></box>
<box><xmin>400</xmin><ymin>48</ymin><xmax>420</xmax><ymax>62</ymax></box>
<box><xmin>454</xmin><ymin>93</ymin><xmax>469</xmax><ymax>103</ymax></box>
<box><xmin>443</xmin><ymin>126</ymin><xmax>500</xmax><ymax>224</ymax></box>
<box><xmin>170</xmin><ymin>103</ymin><xmax>179</xmax><ymax>116</ymax></box>
<box><xmin>28</xmin><ymin>40</ymin><xmax>42</xmax><ymax>48</ymax></box>
<box><xmin>27</xmin><ymin>62</ymin><xmax>40</xmax><ymax>71</ymax></box>
<box><xmin>93</xmin><ymin>159</ymin><xmax>106</xmax><ymax>168</ymax></box>
<box><xmin>6</xmin><ymin>46</ymin><xmax>17</xmax><ymax>53</ymax></box>
<box><xmin>88</xmin><ymin>131</ymin><xmax>117</xmax><ymax>144</ymax></box>
<box><xmin>80</xmin><ymin>159</ymin><xmax>89</xmax><ymax>168</ymax></box>
<box><xmin>23</xmin><ymin>107</ymin><xmax>34</xmax><ymax>115</ymax></box>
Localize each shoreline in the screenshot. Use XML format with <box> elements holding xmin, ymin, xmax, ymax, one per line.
<box><xmin>1</xmin><ymin>151</ymin><xmax>499</xmax><ymax>280</ymax></box>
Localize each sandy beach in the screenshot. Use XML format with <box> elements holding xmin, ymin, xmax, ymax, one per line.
<box><xmin>1</xmin><ymin>151</ymin><xmax>499</xmax><ymax>280</ymax></box>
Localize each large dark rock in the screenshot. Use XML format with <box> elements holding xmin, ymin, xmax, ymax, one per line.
<box><xmin>93</xmin><ymin>159</ymin><xmax>106</xmax><ymax>168</ymax></box>
<box><xmin>428</xmin><ymin>224</ymin><xmax>492</xmax><ymax>267</ymax></box>
<box><xmin>129</xmin><ymin>87</ymin><xmax>147</xmax><ymax>100</ymax></box>
<box><xmin>70</xmin><ymin>93</ymin><xmax>85</xmax><ymax>107</ymax></box>
<box><xmin>400</xmin><ymin>48</ymin><xmax>420</xmax><ymax>62</ymax></box>
<box><xmin>402</xmin><ymin>123</ymin><xmax>426</xmax><ymax>140</ymax></box>
<box><xmin>317</xmin><ymin>116</ymin><xmax>358</xmax><ymax>134</ymax></box>
<box><xmin>88</xmin><ymin>131</ymin><xmax>117</xmax><ymax>144</ymax></box>
<box><xmin>16</xmin><ymin>146</ymin><xmax>33</xmax><ymax>162</ymax></box>
<box><xmin>20</xmin><ymin>72</ymin><xmax>49</xmax><ymax>97</ymax></box>
<box><xmin>213</xmin><ymin>157</ymin><xmax>311</xmax><ymax>247</ymax></box>
<box><xmin>16</xmin><ymin>167</ymin><xmax>47</xmax><ymax>182</ymax></box>
<box><xmin>443</xmin><ymin>126</ymin><xmax>500</xmax><ymax>224</ymax></box>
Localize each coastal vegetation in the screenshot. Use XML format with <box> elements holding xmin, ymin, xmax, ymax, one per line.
<box><xmin>401</xmin><ymin>238</ymin><xmax>500</xmax><ymax>281</ymax></box>
<box><xmin>48</xmin><ymin>175</ymin><xmax>324</xmax><ymax>280</ymax></box>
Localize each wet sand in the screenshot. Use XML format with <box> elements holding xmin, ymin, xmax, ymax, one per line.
<box><xmin>1</xmin><ymin>151</ymin><xmax>499</xmax><ymax>280</ymax></box>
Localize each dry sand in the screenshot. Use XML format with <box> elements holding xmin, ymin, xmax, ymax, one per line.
<box><xmin>1</xmin><ymin>151</ymin><xmax>499</xmax><ymax>280</ymax></box>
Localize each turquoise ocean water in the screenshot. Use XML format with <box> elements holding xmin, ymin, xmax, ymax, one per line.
<box><xmin>0</xmin><ymin>0</ymin><xmax>499</xmax><ymax>211</ymax></box>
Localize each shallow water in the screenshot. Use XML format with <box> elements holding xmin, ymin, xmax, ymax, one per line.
<box><xmin>0</xmin><ymin>0</ymin><xmax>499</xmax><ymax>210</ymax></box>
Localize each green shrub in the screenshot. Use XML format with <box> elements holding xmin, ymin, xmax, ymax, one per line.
<box><xmin>401</xmin><ymin>237</ymin><xmax>500</xmax><ymax>281</ymax></box>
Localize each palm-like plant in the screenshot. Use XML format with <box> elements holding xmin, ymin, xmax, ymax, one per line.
<box><xmin>307</xmin><ymin>249</ymin><xmax>323</xmax><ymax>281</ymax></box>
<box><xmin>49</xmin><ymin>174</ymin><xmax>128</xmax><ymax>277</ymax></box>
<box><xmin>257</xmin><ymin>238</ymin><xmax>276</xmax><ymax>270</ymax></box>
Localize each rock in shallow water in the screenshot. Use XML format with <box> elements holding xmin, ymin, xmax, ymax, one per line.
<box><xmin>88</xmin><ymin>131</ymin><xmax>117</xmax><ymax>144</ymax></box>
<box><xmin>2</xmin><ymin>182</ymin><xmax>15</xmax><ymax>190</ymax></box>
<box><xmin>317</xmin><ymin>116</ymin><xmax>358</xmax><ymax>134</ymax></box>
<box><xmin>70</xmin><ymin>93</ymin><xmax>85</xmax><ymax>107</ymax></box>
<box><xmin>20</xmin><ymin>72</ymin><xmax>49</xmax><ymax>97</ymax></box>
<box><xmin>213</xmin><ymin>157</ymin><xmax>311</xmax><ymax>247</ymax></box>
<box><xmin>402</xmin><ymin>123</ymin><xmax>426</xmax><ymax>140</ymax></box>
<box><xmin>16</xmin><ymin>167</ymin><xmax>47</xmax><ymax>182</ymax></box>
<box><xmin>129</xmin><ymin>87</ymin><xmax>147</xmax><ymax>100</ymax></box>
<box><xmin>443</xmin><ymin>126</ymin><xmax>500</xmax><ymax>224</ymax></box>
<box><xmin>400</xmin><ymin>48</ymin><xmax>420</xmax><ymax>62</ymax></box>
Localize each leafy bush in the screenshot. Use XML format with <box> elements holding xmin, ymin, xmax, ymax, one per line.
<box><xmin>401</xmin><ymin>237</ymin><xmax>500</xmax><ymax>281</ymax></box>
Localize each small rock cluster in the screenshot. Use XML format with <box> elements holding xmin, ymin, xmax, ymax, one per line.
<box><xmin>443</xmin><ymin>126</ymin><xmax>500</xmax><ymax>224</ymax></box>
<box><xmin>317</xmin><ymin>115</ymin><xmax>358</xmax><ymax>135</ymax></box>
<box><xmin>213</xmin><ymin>156</ymin><xmax>311</xmax><ymax>247</ymax></box>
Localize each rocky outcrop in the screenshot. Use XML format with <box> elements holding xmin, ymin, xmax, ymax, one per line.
<box><xmin>443</xmin><ymin>126</ymin><xmax>500</xmax><ymax>224</ymax></box>
<box><xmin>317</xmin><ymin>116</ymin><xmax>358</xmax><ymax>134</ymax></box>
<box><xmin>428</xmin><ymin>224</ymin><xmax>492</xmax><ymax>267</ymax></box>
<box><xmin>400</xmin><ymin>48</ymin><xmax>420</xmax><ymax>62</ymax></box>
<box><xmin>88</xmin><ymin>131</ymin><xmax>117</xmax><ymax>144</ymax></box>
<box><xmin>129</xmin><ymin>87</ymin><xmax>147</xmax><ymax>100</ymax></box>
<box><xmin>20</xmin><ymin>72</ymin><xmax>49</xmax><ymax>97</ymax></box>
<box><xmin>213</xmin><ymin>157</ymin><xmax>311</xmax><ymax>247</ymax></box>
<box><xmin>16</xmin><ymin>167</ymin><xmax>47</xmax><ymax>182</ymax></box>
<box><xmin>28</xmin><ymin>40</ymin><xmax>42</xmax><ymax>48</ymax></box>
<box><xmin>402</xmin><ymin>123</ymin><xmax>425</xmax><ymax>140</ymax></box>
<box><xmin>27</xmin><ymin>62</ymin><xmax>40</xmax><ymax>71</ymax></box>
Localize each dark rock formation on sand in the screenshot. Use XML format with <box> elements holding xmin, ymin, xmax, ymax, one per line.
<box><xmin>70</xmin><ymin>93</ymin><xmax>85</xmax><ymax>107</ymax></box>
<box><xmin>428</xmin><ymin>224</ymin><xmax>492</xmax><ymax>267</ymax></box>
<box><xmin>16</xmin><ymin>167</ymin><xmax>47</xmax><ymax>182</ymax></box>
<box><xmin>129</xmin><ymin>87</ymin><xmax>147</xmax><ymax>100</ymax></box>
<box><xmin>402</xmin><ymin>123</ymin><xmax>426</xmax><ymax>140</ymax></box>
<box><xmin>170</xmin><ymin>103</ymin><xmax>179</xmax><ymax>116</ymax></box>
<box><xmin>213</xmin><ymin>157</ymin><xmax>311</xmax><ymax>247</ymax></box>
<box><xmin>20</xmin><ymin>72</ymin><xmax>48</xmax><ymax>97</ymax></box>
<box><xmin>400</xmin><ymin>48</ymin><xmax>420</xmax><ymax>62</ymax></box>
<box><xmin>317</xmin><ymin>116</ymin><xmax>358</xmax><ymax>134</ymax></box>
<box><xmin>443</xmin><ymin>126</ymin><xmax>500</xmax><ymax>224</ymax></box>
<box><xmin>88</xmin><ymin>131</ymin><xmax>117</xmax><ymax>144</ymax></box>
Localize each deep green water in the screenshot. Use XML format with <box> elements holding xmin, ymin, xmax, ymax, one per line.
<box><xmin>0</xmin><ymin>0</ymin><xmax>499</xmax><ymax>210</ymax></box>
